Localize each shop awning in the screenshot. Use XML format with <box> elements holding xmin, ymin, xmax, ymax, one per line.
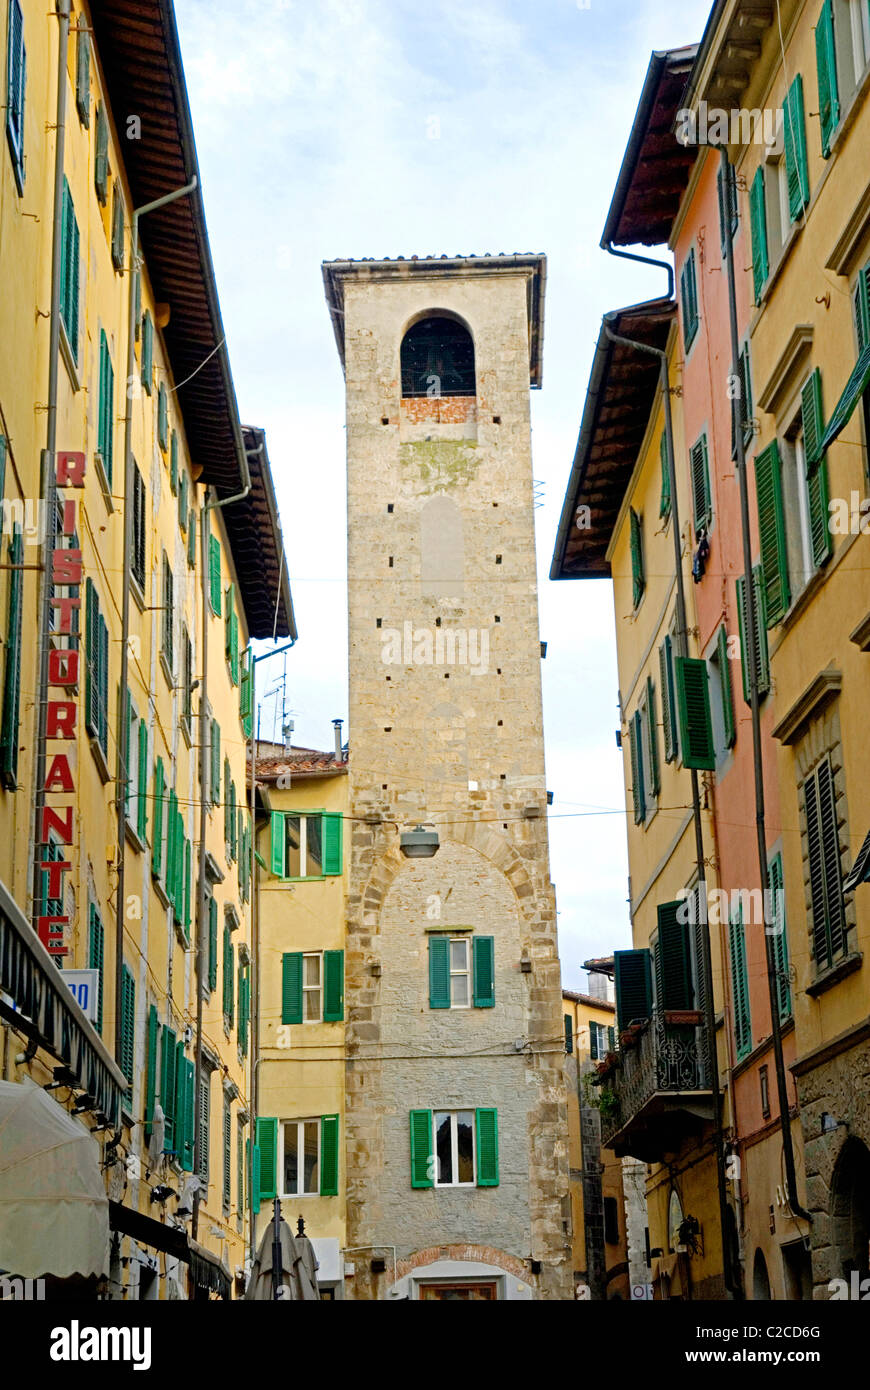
<box><xmin>188</xmin><ymin>1238</ymin><xmax>232</xmax><ymax>1301</ymax></box>
<box><xmin>0</xmin><ymin>879</ymin><xmax>127</xmax><ymax>1125</ymax></box>
<box><xmin>108</xmin><ymin>1200</ymin><xmax>189</xmax><ymax>1262</ymax></box>
<box><xmin>0</xmin><ymin>1078</ymin><xmax>109</xmax><ymax>1279</ymax></box>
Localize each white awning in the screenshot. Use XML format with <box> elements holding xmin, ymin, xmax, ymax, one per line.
<box><xmin>0</xmin><ymin>1078</ymin><xmax>109</xmax><ymax>1279</ymax></box>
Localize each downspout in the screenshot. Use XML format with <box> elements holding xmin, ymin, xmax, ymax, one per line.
<box><xmin>601</xmin><ymin>241</ymin><xmax>675</xmax><ymax>302</ymax></box>
<box><xmin>603</xmin><ymin>319</ymin><xmax>738</xmax><ymax>1300</ymax></box>
<box><xmin>719</xmin><ymin>148</ymin><xmax>811</xmax><ymax>1228</ymax></box>
<box><xmin>114</xmin><ymin>177</ymin><xmax>197</xmax><ymax>1069</ymax></box>
<box><xmin>192</xmin><ymin>427</ymin><xmax>253</xmax><ymax>1239</ymax></box>
<box><xmin>30</xmin><ymin>0</ymin><xmax>70</xmax><ymax>945</ymax></box>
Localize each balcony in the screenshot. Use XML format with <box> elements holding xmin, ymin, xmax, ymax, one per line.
<box><xmin>598</xmin><ymin>1010</ymin><xmax>714</xmax><ymax>1162</ymax></box>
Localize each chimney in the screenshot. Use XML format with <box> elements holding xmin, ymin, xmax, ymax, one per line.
<box><xmin>283</xmin><ymin>720</ymin><xmax>294</xmax><ymax>755</ymax></box>
<box><xmin>332</xmin><ymin>718</ymin><xmax>344</xmax><ymax>761</ymax></box>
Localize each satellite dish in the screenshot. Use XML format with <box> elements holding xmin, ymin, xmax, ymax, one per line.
<box><xmin>147</xmin><ymin>1103</ymin><xmax>166</xmax><ymax>1168</ymax></box>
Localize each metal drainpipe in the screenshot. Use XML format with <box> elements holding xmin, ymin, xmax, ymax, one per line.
<box><xmin>719</xmin><ymin>148</ymin><xmax>811</xmax><ymax>1228</ymax></box>
<box><xmin>601</xmin><ymin>241</ymin><xmax>675</xmax><ymax>302</ymax></box>
<box><xmin>604</xmin><ymin>321</ymin><xmax>737</xmax><ymax>1300</ymax></box>
<box><xmin>114</xmin><ymin>178</ymin><xmax>197</xmax><ymax>1069</ymax></box>
<box><xmin>192</xmin><ymin>436</ymin><xmax>253</xmax><ymax>1239</ymax></box>
<box><xmin>30</xmin><ymin>0</ymin><xmax>70</xmax><ymax>945</ymax></box>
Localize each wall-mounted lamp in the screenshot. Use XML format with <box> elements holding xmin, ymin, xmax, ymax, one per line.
<box><xmin>399</xmin><ymin>824</ymin><xmax>439</xmax><ymax>859</ymax></box>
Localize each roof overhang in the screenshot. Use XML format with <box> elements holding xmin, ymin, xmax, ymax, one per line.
<box><xmin>227</xmin><ymin>428</ymin><xmax>295</xmax><ymax>640</ymax></box>
<box><xmin>322</xmin><ymin>254</ymin><xmax>547</xmax><ymax>388</ymax></box>
<box><xmin>601</xmin><ymin>47</ymin><xmax>699</xmax><ymax>249</ymax></box>
<box><xmin>684</xmin><ymin>2</ymin><xmax>791</xmax><ymax>115</ymax></box>
<box><xmin>550</xmin><ymin>298</ymin><xmax>675</xmax><ymax>580</ymax></box>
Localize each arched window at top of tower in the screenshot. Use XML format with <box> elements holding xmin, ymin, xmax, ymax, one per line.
<box><xmin>400</xmin><ymin>313</ymin><xmax>476</xmax><ymax>399</ymax></box>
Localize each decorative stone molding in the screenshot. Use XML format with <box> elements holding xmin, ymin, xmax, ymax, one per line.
<box><xmin>772</xmin><ymin>668</ymin><xmax>841</xmax><ymax>746</ymax></box>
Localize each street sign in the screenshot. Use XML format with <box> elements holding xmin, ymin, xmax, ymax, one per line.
<box><xmin>63</xmin><ymin>969</ymin><xmax>100</xmax><ymax>1024</ymax></box>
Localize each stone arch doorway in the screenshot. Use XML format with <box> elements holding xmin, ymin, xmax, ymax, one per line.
<box><xmin>752</xmin><ymin>1249</ymin><xmax>772</xmax><ymax>1300</ymax></box>
<box><xmin>831</xmin><ymin>1136</ymin><xmax>870</xmax><ymax>1281</ymax></box>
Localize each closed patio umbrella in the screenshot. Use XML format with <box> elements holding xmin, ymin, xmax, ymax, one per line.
<box><xmin>245</xmin><ymin>1201</ymin><xmax>321</xmax><ymax>1301</ymax></box>
<box><xmin>0</xmin><ymin>1077</ymin><xmax>109</xmax><ymax>1279</ymax></box>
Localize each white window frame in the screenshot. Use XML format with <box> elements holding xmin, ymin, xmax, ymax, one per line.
<box><xmin>302</xmin><ymin>951</ymin><xmax>322</xmax><ymax>1023</ymax></box>
<box><xmin>841</xmin><ymin>0</ymin><xmax>870</xmax><ymax>88</ymax></box>
<box><xmin>433</xmin><ymin>1109</ymin><xmax>476</xmax><ymax>1188</ymax></box>
<box><xmin>449</xmin><ymin>937</ymin><xmax>471</xmax><ymax>1009</ymax></box>
<box><xmin>285</xmin><ymin>812</ymin><xmax>324</xmax><ymax>879</ymax></box>
<box><xmin>279</xmin><ymin>1117</ymin><xmax>321</xmax><ymax>1197</ymax></box>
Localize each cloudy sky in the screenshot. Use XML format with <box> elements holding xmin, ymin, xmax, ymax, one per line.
<box><xmin>174</xmin><ymin>0</ymin><xmax>713</xmax><ymax>987</ymax></box>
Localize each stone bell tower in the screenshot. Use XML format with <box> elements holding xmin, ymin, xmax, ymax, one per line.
<box><xmin>323</xmin><ymin>254</ymin><xmax>571</xmax><ymax>1301</ymax></box>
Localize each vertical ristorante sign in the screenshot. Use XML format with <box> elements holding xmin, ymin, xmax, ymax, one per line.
<box><xmin>35</xmin><ymin>450</ymin><xmax>86</xmax><ymax>958</ymax></box>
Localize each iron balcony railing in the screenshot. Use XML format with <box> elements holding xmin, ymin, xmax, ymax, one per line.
<box><xmin>599</xmin><ymin>1008</ymin><xmax>711</xmax><ymax>1149</ymax></box>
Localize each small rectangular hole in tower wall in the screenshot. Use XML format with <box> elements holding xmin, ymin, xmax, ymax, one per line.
<box><xmin>435</xmin><ymin>617</ymin><xmax>441</xmax><ymax>627</ymax></box>
<box><xmin>494</xmin><ymin>616</ymin><xmax>501</xmax><ymax>623</ymax></box>
<box><xmin>387</xmin><ymin>503</ymin><xmax>394</xmax><ymax>512</ymax></box>
<box><xmin>376</xmin><ymin>618</ymin><xmax>382</xmax><ymax>628</ymax></box>
<box><xmin>493</xmin><ymin>415</ymin><xmax>501</xmax><ymax>424</ymax></box>
<box><xmin>381</xmin><ymin>417</ymin><xmax>390</xmax><ymax>425</ymax></box>
<box><xmin>495</xmin><ymin>555</ymin><xmax>502</xmax><ymax>564</ymax></box>
<box><xmin>388</xmin><ymin>557</ymin><xmax>394</xmax><ymax>567</ymax></box>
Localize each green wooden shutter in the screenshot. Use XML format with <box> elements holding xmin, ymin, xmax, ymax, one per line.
<box><xmin>256</xmin><ymin>1117</ymin><xmax>278</xmax><ymax>1200</ymax></box>
<box><xmin>97</xmin><ymin>330</ymin><xmax>114</xmax><ymax>484</ymax></box>
<box><xmin>608</xmin><ymin>1026</ymin><xmax>616</xmax><ymax>1052</ymax></box>
<box><xmin>655</xmin><ymin>901</ymin><xmax>694</xmax><ymax>1011</ymax></box>
<box><xmin>475</xmin><ymin>1108</ymin><xmax>499</xmax><ymax>1187</ymax></box>
<box><xmin>160</xmin><ymin>1025</ymin><xmax>177</xmax><ymax>1151</ymax></box>
<box><xmin>717</xmin><ymin>623</ymin><xmax>736</xmax><ymax>750</ymax></box>
<box><xmin>144</xmin><ymin>1004</ymin><xmax>158</xmax><ymax>1140</ymax></box>
<box><xmin>137</xmin><ymin>718</ymin><xmax>148</xmax><ymax>841</ymax></box>
<box><xmin>188</xmin><ymin>508</ymin><xmax>197</xmax><ymax>568</ymax></box>
<box><xmin>768</xmin><ymin>852</ymin><xmax>792</xmax><ymax>1020</ymax></box>
<box><xmin>120</xmin><ymin>965</ymin><xmax>135</xmax><ymax>1084</ymax></box>
<box><xmin>270</xmin><ymin>811</ymin><xmax>285</xmax><ymax>876</ymax></box>
<box><xmin>180</xmin><ymin>1056</ymin><xmax>195</xmax><ymax>1170</ymax></box>
<box><xmin>783</xmin><ymin>74</ymin><xmax>809</xmax><ymax>220</ymax></box>
<box><xmin>754</xmin><ymin>440</ymin><xmax>790</xmax><ymax>623</ymax></box>
<box><xmin>223</xmin><ymin>757</ymin><xmax>231</xmax><ymax>847</ymax></box>
<box><xmin>319</xmin><ymin>1115</ymin><xmax>339</xmax><ymax>1196</ymax></box>
<box><xmin>614</xmin><ymin>948</ymin><xmax>652</xmax><ymax>1031</ymax></box>
<box><xmin>111</xmin><ymin>184</ymin><xmax>124</xmax><ymax>269</ymax></box>
<box><xmin>281</xmin><ymin>952</ymin><xmax>303</xmax><ymax>1024</ymax></box>
<box><xmin>674</xmin><ymin>656</ymin><xmax>715</xmax><ymax>770</ymax></box>
<box><xmin>856</xmin><ymin>266</ymin><xmax>870</xmax><ymax>352</ymax></box>
<box><xmin>820</xmin><ymin>345</ymin><xmax>870</xmax><ymax>455</ymax></box>
<box><xmin>472</xmin><ymin>935</ymin><xmax>495</xmax><ymax>1008</ymax></box>
<box><xmin>240</xmin><ymin>650</ymin><xmax>252</xmax><ymax>737</ymax></box>
<box><xmin>428</xmin><ymin>936</ymin><xmax>450</xmax><ymax>1009</ymax></box>
<box><xmin>680</xmin><ymin>250</ymin><xmax>699</xmax><ymax>349</ymax></box>
<box><xmin>223</xmin><ymin>1098</ymin><xmax>232</xmax><ymax>1210</ymax></box>
<box><xmin>409</xmin><ymin>1110</ymin><xmax>433</xmax><ymax>1189</ymax></box>
<box><xmin>197</xmin><ymin>1071</ymin><xmax>210</xmax><ymax>1183</ymax></box>
<box><xmin>5</xmin><ymin>0</ymin><xmax>24</xmax><ymax>185</ymax></box>
<box><xmin>158</xmin><ymin>383</ymin><xmax>168</xmax><ymax>453</ymax></box>
<box><xmin>94</xmin><ymin>101</ymin><xmax>108</xmax><ymax>203</ymax></box>
<box><xmin>0</xmin><ymin>526</ymin><xmax>23</xmax><ymax>787</ymax></box>
<box><xmin>323</xmin><ymin>950</ymin><xmax>344</xmax><ymax>1021</ymax></box>
<box><xmin>225</xmin><ymin>583</ymin><xmax>234</xmax><ymax>659</ymax></box>
<box><xmin>659</xmin><ymin>431</ymin><xmax>671</xmax><ymax>519</ymax></box>
<box><xmin>628</xmin><ymin>711</ymin><xmax>644</xmax><ymax>824</ymax></box>
<box><xmin>564</xmin><ymin>1012</ymin><xmax>573</xmax><ymax>1054</ymax></box>
<box><xmin>223</xmin><ymin>929</ymin><xmax>235</xmax><ymax>1026</ymax></box>
<box><xmin>141</xmin><ymin>310</ymin><xmax>153</xmax><ymax>392</ymax></box>
<box><xmin>804</xmin><ymin>759</ymin><xmax>846</xmax><ymax>970</ymax></box>
<box><xmin>815</xmin><ymin>0</ymin><xmax>840</xmax><ymax>157</ymax></box>
<box><xmin>322</xmin><ymin>812</ymin><xmax>343</xmax><ymax>875</ymax></box>
<box><xmin>629</xmin><ymin>507</ymin><xmax>644</xmax><ymax>608</ymax></box>
<box><xmin>729</xmin><ymin>906</ymin><xmax>752</xmax><ymax>1059</ymax></box>
<box><xmin>209</xmin><ymin>719</ymin><xmax>220</xmax><ymax>807</ymax></box>
<box><xmin>152</xmin><ymin>757</ymin><xmax>164</xmax><ymax>877</ymax></box>
<box><xmin>690</xmin><ymin>434</ymin><xmax>711</xmax><ymax>536</ymax></box>
<box><xmin>659</xmin><ymin>635</ymin><xmax>678</xmax><ymax>763</ymax></box>
<box><xmin>802</xmin><ymin>370</ymin><xmax>832</xmax><ymax>566</ymax></box>
<box><xmin>646</xmin><ymin>675</ymin><xmax>660</xmax><ymax>796</ymax></box>
<box><xmin>75</xmin><ymin>14</ymin><xmax>90</xmax><ymax>123</ymax></box>
<box><xmin>208</xmin><ymin>897</ymin><xmax>218</xmax><ymax>992</ymax></box>
<box><xmin>749</xmin><ymin>165</ymin><xmax>769</xmax><ymax>304</ymax></box>
<box><xmin>736</xmin><ymin>568</ymin><xmax>770</xmax><ymax>702</ymax></box>
<box><xmin>250</xmin><ymin>1141</ymin><xmax>261</xmax><ymax>1214</ymax></box>
<box><xmin>209</xmin><ymin>534</ymin><xmax>222</xmax><ymax>614</ymax></box>
<box><xmin>88</xmin><ymin>905</ymin><xmax>104</xmax><ymax>1034</ymax></box>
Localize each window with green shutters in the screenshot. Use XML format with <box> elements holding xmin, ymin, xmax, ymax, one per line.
<box><xmin>749</xmin><ymin>165</ymin><xmax>769</xmax><ymax>304</ymax></box>
<box><xmin>659</xmin><ymin>432</ymin><xmax>671</xmax><ymax>520</ymax></box>
<box><xmin>94</xmin><ymin>100</ymin><xmax>108</xmax><ymax>203</ymax></box>
<box><xmin>801</xmin><ymin>369</ymin><xmax>832</xmax><ymax>568</ymax></box>
<box><xmin>255</xmin><ymin>1116</ymin><xmax>339</xmax><ymax>1199</ymax></box>
<box><xmin>97</xmin><ymin>330</ymin><xmax>114</xmax><ymax>483</ymax></box>
<box><xmin>629</xmin><ymin>507</ymin><xmax>644</xmax><ymax>609</ymax></box>
<box><xmin>188</xmin><ymin>506</ymin><xmax>197</xmax><ymax>568</ymax></box>
<box><xmin>223</xmin><ymin>1095</ymin><xmax>232</xmax><ymax>1212</ymax></box>
<box><xmin>255</xmin><ymin>1116</ymin><xmax>278</xmax><ymax>1200</ymax></box>
<box><xmin>151</xmin><ymin>758</ymin><xmax>165</xmax><ymax>880</ymax></box>
<box><xmin>728</xmin><ymin>905</ymin><xmax>752</xmax><ymax>1060</ymax></box>
<box><xmin>161</xmin><ymin>552</ymin><xmax>174</xmax><ymax>672</ymax></box>
<box><xmin>157</xmin><ymin>381</ymin><xmax>168</xmax><ymax>452</ymax></box>
<box><xmin>815</xmin><ymin>0</ymin><xmax>841</xmax><ymax>156</ymax></box>
<box><xmin>802</xmin><ymin>757</ymin><xmax>846</xmax><ymax>972</ymax></box>
<box><xmin>408</xmin><ymin>1109</ymin><xmax>499</xmax><ymax>1189</ymax></box>
<box><xmin>628</xmin><ymin>708</ymin><xmax>645</xmax><ymax>824</ymax></box>
<box><xmin>160</xmin><ymin>1025</ymin><xmax>177</xmax><ymax>1152</ymax></box>
<box><xmin>654</xmin><ymin>901</ymin><xmax>694</xmax><ymax>1011</ymax></box>
<box><xmin>223</xmin><ymin>923</ymin><xmax>235</xmax><ymax>1026</ymax></box>
<box><xmin>210</xmin><ymin>720</ymin><xmax>221</xmax><ymax>808</ymax></box>
<box><xmin>659</xmin><ymin>634</ymin><xmax>679</xmax><ymax>763</ymax></box>
<box><xmin>88</xmin><ymin>903</ymin><xmax>105</xmax><ymax>1034</ymax></box>
<box><xmin>224</xmin><ymin>586</ymin><xmax>239</xmax><ymax>686</ymax></box>
<box><xmin>767</xmin><ymin>852</ymin><xmax>792</xmax><ymax>1020</ymax></box>
<box><xmin>716</xmin><ymin>623</ymin><xmax>736</xmax><ymax>750</ymax></box>
<box><xmin>208</xmin><ymin>533</ymin><xmax>221</xmax><ymax>614</ymax></box>
<box><xmin>60</xmin><ymin>179</ymin><xmax>80</xmax><ymax>363</ymax></box>
<box><xmin>320</xmin><ymin>1115</ymin><xmax>339</xmax><ymax>1196</ymax></box>
<box><xmin>136</xmin><ymin>710</ymin><xmax>147</xmax><ymax>841</ymax></box>
<box><xmin>689</xmin><ymin>433</ymin><xmax>712</xmax><ymax>538</ymax></box>
<box><xmin>198</xmin><ymin>1070</ymin><xmax>210</xmax><ymax>1184</ymax></box>
<box><xmin>614</xmin><ymin>948</ymin><xmax>652</xmax><ymax>1031</ymax></box>
<box><xmin>281</xmin><ymin>950</ymin><xmax>344</xmax><ymax>1023</ymax></box>
<box><xmin>754</xmin><ymin>441</ymin><xmax>790</xmax><ymax>624</ymax></box>
<box><xmin>680</xmin><ymin>248</ymin><xmax>699</xmax><ymax>350</ymax></box>
<box><xmin>428</xmin><ymin>935</ymin><xmax>493</xmax><ymax>1009</ymax></box>
<box><xmin>736</xmin><ymin>567</ymin><xmax>770</xmax><ymax>702</ymax></box>
<box><xmin>144</xmin><ymin>1005</ymin><xmax>159</xmax><ymax>1142</ymax></box>
<box><xmin>120</xmin><ymin>964</ymin><xmax>135</xmax><ymax>1086</ymax></box>
<box><xmin>207</xmin><ymin>896</ymin><xmax>218</xmax><ymax>993</ymax></box>
<box><xmin>131</xmin><ymin>462</ymin><xmax>146</xmax><ymax>590</ymax></box>
<box><xmin>223</xmin><ymin>756</ymin><xmax>231</xmax><ymax>850</ymax></box>
<box><xmin>111</xmin><ymin>183</ymin><xmax>124</xmax><ymax>270</ymax></box>
<box><xmin>141</xmin><ymin>309</ymin><xmax>153</xmax><ymax>394</ymax></box>
<box><xmin>783</xmin><ymin>73</ymin><xmax>809</xmax><ymax>220</ymax></box>
<box><xmin>717</xmin><ymin>157</ymin><xmax>738</xmax><ymax>252</ymax></box>
<box><xmin>237</xmin><ymin>1120</ymin><xmax>246</xmax><ymax>1219</ymax></box>
<box><xmin>674</xmin><ymin>655</ymin><xmax>715</xmax><ymax>770</ymax></box>
<box><xmin>733</xmin><ymin>344</ymin><xmax>753</xmax><ymax>456</ymax></box>
<box><xmin>238</xmin><ymin>959</ymin><xmax>250</xmax><ymax>1053</ymax></box>
<box><xmin>181</xmin><ymin>624</ymin><xmax>192</xmax><ymax>737</ymax></box>
<box><xmin>645</xmin><ymin>675</ymin><xmax>660</xmax><ymax>797</ymax></box>
<box><xmin>240</xmin><ymin>648</ymin><xmax>252</xmax><ymax>738</ymax></box>
<box><xmin>0</xmin><ymin>525</ymin><xmax>23</xmax><ymax>788</ymax></box>
<box><xmin>84</xmin><ymin>578</ymin><xmax>109</xmax><ymax>756</ymax></box>
<box><xmin>269</xmin><ymin>810</ymin><xmax>343</xmax><ymax>878</ymax></box>
<box><xmin>6</xmin><ymin>0</ymin><xmax>26</xmax><ymax>191</ymax></box>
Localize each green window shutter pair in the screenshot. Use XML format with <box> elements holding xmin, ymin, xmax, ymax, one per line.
<box><xmin>628</xmin><ymin>709</ymin><xmax>645</xmax><ymax>824</ymax></box>
<box><xmin>408</xmin><ymin>1109</ymin><xmax>499</xmax><ymax>1189</ymax></box>
<box><xmin>680</xmin><ymin>249</ymin><xmax>699</xmax><ymax>350</ymax></box>
<box><xmin>60</xmin><ymin>179</ymin><xmax>80</xmax><ymax>362</ymax></box>
<box><xmin>322</xmin><ymin>812</ymin><xmax>343</xmax><ymax>875</ymax></box>
<box><xmin>160</xmin><ymin>1025</ymin><xmax>177</xmax><ymax>1151</ymax></box>
<box><xmin>255</xmin><ymin>1117</ymin><xmax>278</xmax><ymax>1201</ymax></box>
<box><xmin>97</xmin><ymin>330</ymin><xmax>114</xmax><ymax>483</ymax></box>
<box><xmin>144</xmin><ymin>1005</ymin><xmax>159</xmax><ymax>1141</ymax></box>
<box><xmin>674</xmin><ymin>656</ymin><xmax>715</xmax><ymax>770</ymax></box>
<box><xmin>209</xmin><ymin>534</ymin><xmax>222</xmax><ymax>614</ymax></box>
<box><xmin>223</xmin><ymin>1098</ymin><xmax>232</xmax><ymax>1210</ymax></box>
<box><xmin>158</xmin><ymin>382</ymin><xmax>169</xmax><ymax>453</ymax></box>
<box><xmin>749</xmin><ymin>166</ymin><xmax>769</xmax><ymax>304</ymax></box>
<box><xmin>141</xmin><ymin>310</ymin><xmax>153</xmax><ymax>393</ymax></box>
<box><xmin>803</xmin><ymin>758</ymin><xmax>846</xmax><ymax>972</ymax></box>
<box><xmin>736</xmin><ymin>568</ymin><xmax>770</xmax><ymax>703</ymax></box>
<box><xmin>240</xmin><ymin>649</ymin><xmax>253</xmax><ymax>737</ymax></box>
<box><xmin>208</xmin><ymin>897</ymin><xmax>218</xmax><ymax>992</ymax></box>
<box><xmin>111</xmin><ymin>184</ymin><xmax>124</xmax><ymax>270</ymax></box>
<box><xmin>270</xmin><ymin>811</ymin><xmax>285</xmax><ymax>876</ymax></box>
<box><xmin>754</xmin><ymin>441</ymin><xmax>790</xmax><ymax>624</ymax></box>
<box><xmin>211</xmin><ymin>719</ymin><xmax>221</xmax><ymax>807</ymax></box>
<box><xmin>815</xmin><ymin>0</ymin><xmax>840</xmax><ymax>157</ymax></box>
<box><xmin>645</xmin><ymin>675</ymin><xmax>660</xmax><ymax>796</ymax></box>
<box><xmin>94</xmin><ymin>101</ymin><xmax>109</xmax><ymax>203</ymax></box>
<box><xmin>629</xmin><ymin>507</ymin><xmax>644</xmax><ymax>608</ymax></box>
<box><xmin>120</xmin><ymin>964</ymin><xmax>135</xmax><ymax>1085</ymax></box>
<box><xmin>801</xmin><ymin>369</ymin><xmax>833</xmax><ymax>568</ymax></box>
<box><xmin>198</xmin><ymin>1072</ymin><xmax>210</xmax><ymax>1183</ymax></box>
<box><xmin>614</xmin><ymin>948</ymin><xmax>652</xmax><ymax>1031</ymax></box>
<box><xmin>88</xmin><ymin>903</ymin><xmax>105</xmax><ymax>1034</ymax></box>
<box><xmin>0</xmin><ymin>526</ymin><xmax>24</xmax><ymax>788</ymax></box>
<box><xmin>136</xmin><ymin>717</ymin><xmax>148</xmax><ymax>841</ymax></box>
<box><xmin>767</xmin><ymin>853</ymin><xmax>792</xmax><ymax>1020</ymax></box>
<box><xmin>659</xmin><ymin>634</ymin><xmax>678</xmax><ymax>763</ymax></box>
<box><xmin>729</xmin><ymin>907</ymin><xmax>752</xmax><ymax>1060</ymax></box>
<box><xmin>253</xmin><ymin>1115</ymin><xmax>339</xmax><ymax>1201</ymax></box>
<box><xmin>151</xmin><ymin>757</ymin><xmax>165</xmax><ymax>878</ymax></box>
<box><xmin>690</xmin><ymin>433</ymin><xmax>712</xmax><ymax>537</ymax></box>
<box><xmin>5</xmin><ymin>0</ymin><xmax>25</xmax><ymax>188</ymax></box>
<box><xmin>223</xmin><ymin>925</ymin><xmax>235</xmax><ymax>1023</ymax></box>
<box><xmin>658</xmin><ymin>432</ymin><xmax>671</xmax><ymax>520</ymax></box>
<box><xmin>716</xmin><ymin>623</ymin><xmax>736</xmax><ymax>750</ymax></box>
<box><xmin>655</xmin><ymin>901</ymin><xmax>694</xmax><ymax>1011</ymax></box>
<box><xmin>783</xmin><ymin>74</ymin><xmax>810</xmax><ymax>220</ymax></box>
<box><xmin>428</xmin><ymin>936</ymin><xmax>495</xmax><ymax>1009</ymax></box>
